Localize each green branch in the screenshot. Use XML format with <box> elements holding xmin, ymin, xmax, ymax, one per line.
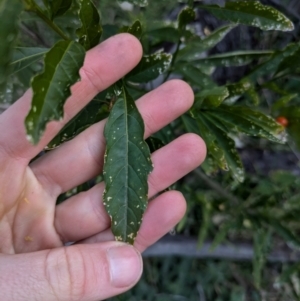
<box><xmin>23</xmin><ymin>0</ymin><xmax>69</xmax><ymax>41</ymax></box>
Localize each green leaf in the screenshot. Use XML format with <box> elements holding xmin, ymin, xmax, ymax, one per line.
<box><xmin>200</xmin><ymin>113</ymin><xmax>245</xmax><ymax>182</ymax></box>
<box><xmin>207</xmin><ymin>105</ymin><xmax>286</xmax><ymax>144</ymax></box>
<box><xmin>146</xmin><ymin>27</ymin><xmax>180</xmax><ymax>44</ymax></box>
<box><xmin>195</xmin><ymin>113</ymin><xmax>231</xmax><ymax>173</ymax></box>
<box><xmin>47</xmin><ymin>100</ymin><xmax>109</xmax><ymax>150</ymax></box>
<box><xmin>44</xmin><ymin>0</ymin><xmax>72</xmax><ymax>19</ymax></box>
<box><xmin>146</xmin><ymin>137</ymin><xmax>165</xmax><ymax>153</ymax></box>
<box><xmin>226</xmin><ymin>79</ymin><xmax>252</xmax><ymax>97</ymax></box>
<box><xmin>267</xmin><ymin>218</ymin><xmax>300</xmax><ymax>248</ymax></box>
<box><xmin>25</xmin><ymin>41</ymin><xmax>86</xmax><ymax>144</ymax></box>
<box><xmin>182</xmin><ymin>113</ymin><xmax>200</xmax><ymax>135</ymax></box>
<box><xmin>120</xmin><ymin>20</ymin><xmax>142</xmax><ymax>39</ymax></box>
<box><xmin>177</xmin><ymin>25</ymin><xmax>235</xmax><ymax>61</ymax></box>
<box><xmin>276</xmin><ymin>47</ymin><xmax>300</xmax><ymax>76</ymax></box>
<box><xmin>118</xmin><ymin>0</ymin><xmax>148</xmax><ymax>7</ymax></box>
<box><xmin>201</xmin><ymin>1</ymin><xmax>294</xmax><ymax>32</ymax></box>
<box><xmin>253</xmin><ymin>229</ymin><xmax>272</xmax><ymax>289</ymax></box>
<box><xmin>280</xmin><ymin>262</ymin><xmax>300</xmax><ymax>283</ymax></box>
<box><xmin>103</xmin><ymin>86</ymin><xmax>153</xmax><ymax>244</ymax></box>
<box><xmin>196</xmin><ymin>86</ymin><xmax>229</xmax><ymax>108</ymax></box>
<box><xmin>126</xmin><ymin>52</ymin><xmax>172</xmax><ymax>83</ymax></box>
<box><xmin>9</xmin><ymin>47</ymin><xmax>48</xmax><ymax>76</ymax></box>
<box><xmin>210</xmin><ymin>220</ymin><xmax>236</xmax><ymax>250</ymax></box>
<box><xmin>0</xmin><ymin>0</ymin><xmax>23</xmax><ymax>87</ymax></box>
<box><xmin>194</xmin><ymin>50</ymin><xmax>273</xmax><ymax>67</ymax></box>
<box><xmin>246</xmin><ymin>43</ymin><xmax>300</xmax><ymax>81</ymax></box>
<box><xmin>272</xmin><ymin>94</ymin><xmax>297</xmax><ymax>112</ymax></box>
<box><xmin>246</xmin><ymin>86</ymin><xmax>260</xmax><ymax>106</ymax></box>
<box><xmin>178</xmin><ymin>7</ymin><xmax>195</xmax><ymax>33</ymax></box>
<box><xmin>178</xmin><ymin>64</ymin><xmax>216</xmax><ymax>89</ymax></box>
<box><xmin>76</xmin><ymin>0</ymin><xmax>102</xmax><ymax>51</ymax></box>
<box><xmin>197</xmin><ymin>195</ymin><xmax>211</xmax><ymax>248</ymax></box>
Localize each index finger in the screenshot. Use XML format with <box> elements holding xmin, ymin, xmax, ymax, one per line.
<box><xmin>0</xmin><ymin>34</ymin><xmax>142</xmax><ymax>163</ymax></box>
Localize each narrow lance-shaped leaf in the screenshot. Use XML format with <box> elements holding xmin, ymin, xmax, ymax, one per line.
<box><xmin>76</xmin><ymin>0</ymin><xmax>102</xmax><ymax>51</ymax></box>
<box><xmin>194</xmin><ymin>50</ymin><xmax>273</xmax><ymax>67</ymax></box>
<box><xmin>246</xmin><ymin>86</ymin><xmax>260</xmax><ymax>106</ymax></box>
<box><xmin>0</xmin><ymin>0</ymin><xmax>23</xmax><ymax>87</ymax></box>
<box><xmin>197</xmin><ymin>195</ymin><xmax>211</xmax><ymax>248</ymax></box>
<box><xmin>177</xmin><ymin>25</ymin><xmax>235</xmax><ymax>61</ymax></box>
<box><xmin>208</xmin><ymin>105</ymin><xmax>286</xmax><ymax>144</ymax></box>
<box><xmin>9</xmin><ymin>47</ymin><xmax>49</xmax><ymax>76</ymax></box>
<box><xmin>201</xmin><ymin>1</ymin><xmax>294</xmax><ymax>32</ymax></box>
<box><xmin>25</xmin><ymin>41</ymin><xmax>86</xmax><ymax>144</ymax></box>
<box><xmin>194</xmin><ymin>112</ymin><xmax>229</xmax><ymax>171</ymax></box>
<box><xmin>266</xmin><ymin>218</ymin><xmax>300</xmax><ymax>248</ymax></box>
<box><xmin>47</xmin><ymin>100</ymin><xmax>109</xmax><ymax>150</ymax></box>
<box><xmin>120</xmin><ymin>20</ymin><xmax>142</xmax><ymax>40</ymax></box>
<box><xmin>195</xmin><ymin>86</ymin><xmax>229</xmax><ymax>109</ymax></box>
<box><xmin>178</xmin><ymin>7</ymin><xmax>195</xmax><ymax>33</ymax></box>
<box><xmin>179</xmin><ymin>64</ymin><xmax>216</xmax><ymax>89</ymax></box>
<box><xmin>246</xmin><ymin>43</ymin><xmax>300</xmax><ymax>82</ymax></box>
<box><xmin>103</xmin><ymin>86</ymin><xmax>153</xmax><ymax>244</ymax></box>
<box><xmin>272</xmin><ymin>94</ymin><xmax>298</xmax><ymax>113</ymax></box>
<box><xmin>253</xmin><ymin>229</ymin><xmax>272</xmax><ymax>289</ymax></box>
<box><xmin>276</xmin><ymin>47</ymin><xmax>300</xmax><ymax>76</ymax></box>
<box><xmin>126</xmin><ymin>52</ymin><xmax>172</xmax><ymax>83</ymax></box>
<box><xmin>146</xmin><ymin>27</ymin><xmax>180</xmax><ymax>44</ymax></box>
<box><xmin>198</xmin><ymin>113</ymin><xmax>245</xmax><ymax>182</ymax></box>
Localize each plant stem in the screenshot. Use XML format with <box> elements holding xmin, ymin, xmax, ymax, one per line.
<box><xmin>24</xmin><ymin>0</ymin><xmax>69</xmax><ymax>41</ymax></box>
<box><xmin>164</xmin><ymin>40</ymin><xmax>182</xmax><ymax>82</ymax></box>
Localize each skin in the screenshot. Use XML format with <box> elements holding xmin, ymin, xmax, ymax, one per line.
<box><xmin>0</xmin><ymin>34</ymin><xmax>206</xmax><ymax>301</ymax></box>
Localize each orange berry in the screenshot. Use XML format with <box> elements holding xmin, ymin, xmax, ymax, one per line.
<box><xmin>276</xmin><ymin>116</ymin><xmax>289</xmax><ymax>127</ymax></box>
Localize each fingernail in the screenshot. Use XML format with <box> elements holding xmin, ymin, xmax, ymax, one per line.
<box><xmin>107</xmin><ymin>245</ymin><xmax>142</xmax><ymax>288</ymax></box>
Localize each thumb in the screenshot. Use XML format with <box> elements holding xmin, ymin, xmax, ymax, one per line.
<box><xmin>0</xmin><ymin>242</ymin><xmax>142</xmax><ymax>301</ymax></box>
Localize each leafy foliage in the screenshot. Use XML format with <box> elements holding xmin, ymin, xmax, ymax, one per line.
<box><xmin>1</xmin><ymin>0</ymin><xmax>300</xmax><ymax>298</ymax></box>
<box><xmin>25</xmin><ymin>40</ymin><xmax>85</xmax><ymax>144</ymax></box>
<box><xmin>44</xmin><ymin>0</ymin><xmax>72</xmax><ymax>20</ymax></box>
<box><xmin>76</xmin><ymin>0</ymin><xmax>102</xmax><ymax>50</ymax></box>
<box><xmin>127</xmin><ymin>52</ymin><xmax>172</xmax><ymax>83</ymax></box>
<box><xmin>0</xmin><ymin>0</ymin><xmax>23</xmax><ymax>89</ymax></box>
<box><xmin>200</xmin><ymin>1</ymin><xmax>294</xmax><ymax>31</ymax></box>
<box><xmin>9</xmin><ymin>47</ymin><xmax>48</xmax><ymax>76</ymax></box>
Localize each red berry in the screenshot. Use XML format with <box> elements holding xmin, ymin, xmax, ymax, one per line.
<box><xmin>276</xmin><ymin>116</ymin><xmax>289</xmax><ymax>127</ymax></box>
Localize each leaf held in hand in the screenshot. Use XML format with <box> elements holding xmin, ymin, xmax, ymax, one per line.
<box><xmin>76</xmin><ymin>0</ymin><xmax>102</xmax><ymax>50</ymax></box>
<box><xmin>103</xmin><ymin>86</ymin><xmax>153</xmax><ymax>244</ymax></box>
<box><xmin>25</xmin><ymin>40</ymin><xmax>86</xmax><ymax>144</ymax></box>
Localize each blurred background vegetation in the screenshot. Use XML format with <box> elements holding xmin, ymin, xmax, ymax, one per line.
<box><xmin>2</xmin><ymin>0</ymin><xmax>300</xmax><ymax>300</ymax></box>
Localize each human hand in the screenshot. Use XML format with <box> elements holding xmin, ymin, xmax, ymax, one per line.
<box><xmin>0</xmin><ymin>34</ymin><xmax>206</xmax><ymax>301</ymax></box>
